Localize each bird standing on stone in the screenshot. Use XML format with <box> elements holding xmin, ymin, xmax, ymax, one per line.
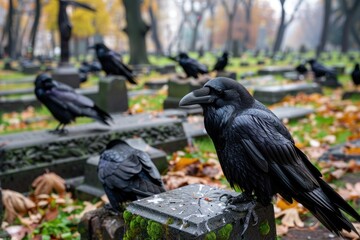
<box><xmin>307</xmin><ymin>59</ymin><xmax>336</xmax><ymax>78</ymax></box>
<box><xmin>179</xmin><ymin>77</ymin><xmax>360</xmax><ymax>237</ymax></box>
<box><xmin>98</xmin><ymin>139</ymin><xmax>165</xmax><ymax>212</ymax></box>
<box><xmin>295</xmin><ymin>62</ymin><xmax>308</xmax><ymax>75</ymax></box>
<box><xmin>351</xmin><ymin>63</ymin><xmax>360</xmax><ymax>86</ymax></box>
<box><xmin>90</xmin><ymin>43</ymin><xmax>137</xmax><ymax>85</ymax></box>
<box><xmin>213</xmin><ymin>51</ymin><xmax>229</xmax><ymax>72</ymax></box>
<box><xmin>34</xmin><ymin>73</ymin><xmax>112</xmax><ymax>134</ymax></box>
<box><xmin>176</xmin><ymin>52</ymin><xmax>209</xmax><ymax>79</ymax></box>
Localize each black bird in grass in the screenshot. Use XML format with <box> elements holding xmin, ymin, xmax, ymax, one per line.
<box><xmin>179</xmin><ymin>77</ymin><xmax>360</xmax><ymax>237</ymax></box>
<box><xmin>307</xmin><ymin>59</ymin><xmax>336</xmax><ymax>78</ymax></box>
<box><xmin>295</xmin><ymin>62</ymin><xmax>308</xmax><ymax>75</ymax></box>
<box><xmin>172</xmin><ymin>52</ymin><xmax>208</xmax><ymax>79</ymax></box>
<box><xmin>34</xmin><ymin>73</ymin><xmax>112</xmax><ymax>134</ymax></box>
<box><xmin>98</xmin><ymin>139</ymin><xmax>165</xmax><ymax>212</ymax></box>
<box><xmin>213</xmin><ymin>51</ymin><xmax>229</xmax><ymax>72</ymax></box>
<box><xmin>90</xmin><ymin>43</ymin><xmax>137</xmax><ymax>85</ymax></box>
<box><xmin>351</xmin><ymin>63</ymin><xmax>360</xmax><ymax>86</ymax></box>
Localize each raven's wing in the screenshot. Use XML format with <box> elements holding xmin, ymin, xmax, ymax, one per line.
<box><xmin>107</xmin><ymin>51</ymin><xmax>137</xmax><ymax>84</ymax></box>
<box><xmin>135</xmin><ymin>150</ymin><xmax>164</xmax><ymax>186</ymax></box>
<box><xmin>188</xmin><ymin>58</ymin><xmax>208</xmax><ymax>74</ymax></box>
<box><xmin>179</xmin><ymin>59</ymin><xmax>198</xmax><ymax>78</ymax></box>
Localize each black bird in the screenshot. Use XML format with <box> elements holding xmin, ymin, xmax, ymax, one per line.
<box><xmin>98</xmin><ymin>139</ymin><xmax>166</xmax><ymax>212</ymax></box>
<box><xmin>177</xmin><ymin>52</ymin><xmax>209</xmax><ymax>79</ymax></box>
<box><xmin>78</xmin><ymin>61</ymin><xmax>102</xmax><ymax>83</ymax></box>
<box><xmin>90</xmin><ymin>43</ymin><xmax>137</xmax><ymax>85</ymax></box>
<box><xmin>351</xmin><ymin>63</ymin><xmax>360</xmax><ymax>86</ymax></box>
<box><xmin>213</xmin><ymin>51</ymin><xmax>229</xmax><ymax>72</ymax></box>
<box><xmin>295</xmin><ymin>62</ymin><xmax>308</xmax><ymax>75</ymax></box>
<box><xmin>34</xmin><ymin>73</ymin><xmax>112</xmax><ymax>134</ymax></box>
<box><xmin>307</xmin><ymin>59</ymin><xmax>336</xmax><ymax>78</ymax></box>
<box><xmin>179</xmin><ymin>77</ymin><xmax>360</xmax><ymax>237</ymax></box>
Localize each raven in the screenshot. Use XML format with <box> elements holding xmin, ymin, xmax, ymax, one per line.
<box><xmin>213</xmin><ymin>52</ymin><xmax>229</xmax><ymax>72</ymax></box>
<box><xmin>90</xmin><ymin>43</ymin><xmax>137</xmax><ymax>85</ymax></box>
<box><xmin>177</xmin><ymin>52</ymin><xmax>209</xmax><ymax>79</ymax></box>
<box><xmin>179</xmin><ymin>77</ymin><xmax>360</xmax><ymax>237</ymax></box>
<box><xmin>307</xmin><ymin>59</ymin><xmax>336</xmax><ymax>78</ymax></box>
<box><xmin>34</xmin><ymin>73</ymin><xmax>112</xmax><ymax>134</ymax></box>
<box><xmin>98</xmin><ymin>139</ymin><xmax>166</xmax><ymax>212</ymax></box>
<box><xmin>351</xmin><ymin>63</ymin><xmax>360</xmax><ymax>86</ymax></box>
<box><xmin>295</xmin><ymin>62</ymin><xmax>308</xmax><ymax>75</ymax></box>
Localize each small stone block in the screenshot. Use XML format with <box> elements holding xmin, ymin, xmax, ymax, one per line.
<box><xmin>97</xmin><ymin>76</ymin><xmax>129</xmax><ymax>113</ymax></box>
<box><xmin>253</xmin><ymin>83</ymin><xmax>322</xmax><ymax>104</ymax></box>
<box><xmin>216</xmin><ymin>71</ymin><xmax>237</xmax><ymax>80</ymax></box>
<box><xmin>144</xmin><ymin>79</ymin><xmax>168</xmax><ymax>89</ymax></box>
<box><xmin>319</xmin><ymin>139</ymin><xmax>360</xmax><ymax>162</ymax></box>
<box><xmin>22</xmin><ymin>64</ymin><xmax>41</xmax><ymax>75</ymax></box>
<box><xmin>283</xmin><ymin>71</ymin><xmax>301</xmax><ymax>81</ymax></box>
<box><xmin>52</xmin><ymin>66</ymin><xmax>81</xmax><ymax>88</ymax></box>
<box><xmin>156</xmin><ymin>64</ymin><xmax>176</xmax><ymax>74</ymax></box>
<box><xmin>258</xmin><ymin>66</ymin><xmax>294</xmax><ymax>75</ymax></box>
<box><xmin>126</xmin><ymin>184</ymin><xmax>276</xmax><ymax>240</ymax></box>
<box><xmin>272</xmin><ymin>106</ymin><xmax>314</xmax><ymax>120</ymax></box>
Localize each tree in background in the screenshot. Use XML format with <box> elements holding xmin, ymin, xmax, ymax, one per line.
<box><xmin>316</xmin><ymin>0</ymin><xmax>331</xmax><ymax>56</ymax></box>
<box><xmin>339</xmin><ymin>0</ymin><xmax>360</xmax><ymax>53</ymax></box>
<box><xmin>221</xmin><ymin>0</ymin><xmax>240</xmax><ymax>52</ymax></box>
<box><xmin>29</xmin><ymin>0</ymin><xmax>41</xmax><ymax>59</ymax></box>
<box><xmin>122</xmin><ymin>0</ymin><xmax>149</xmax><ymax>64</ymax></box>
<box><xmin>146</xmin><ymin>0</ymin><xmax>163</xmax><ymax>55</ymax></box>
<box><xmin>242</xmin><ymin>0</ymin><xmax>253</xmax><ymax>50</ymax></box>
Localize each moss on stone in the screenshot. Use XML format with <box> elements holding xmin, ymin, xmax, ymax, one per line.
<box><xmin>205</xmin><ymin>232</ymin><xmax>217</xmax><ymax>240</ymax></box>
<box><xmin>123</xmin><ymin>210</ymin><xmax>133</xmax><ymax>225</ymax></box>
<box><xmin>147</xmin><ymin>220</ymin><xmax>164</xmax><ymax>240</ymax></box>
<box><xmin>217</xmin><ymin>223</ymin><xmax>233</xmax><ymax>240</ymax></box>
<box><xmin>166</xmin><ymin>217</ymin><xmax>174</xmax><ymax>225</ymax></box>
<box><xmin>259</xmin><ymin>220</ymin><xmax>270</xmax><ymax>236</ymax></box>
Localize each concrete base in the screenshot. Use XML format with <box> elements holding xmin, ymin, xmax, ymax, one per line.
<box><xmin>97</xmin><ymin>76</ymin><xmax>129</xmax><ymax>113</ymax></box>
<box><xmin>52</xmin><ymin>65</ymin><xmax>80</xmax><ymax>88</ymax></box>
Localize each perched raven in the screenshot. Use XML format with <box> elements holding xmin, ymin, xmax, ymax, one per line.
<box><xmin>90</xmin><ymin>43</ymin><xmax>137</xmax><ymax>85</ymax></box>
<box><xmin>98</xmin><ymin>139</ymin><xmax>165</xmax><ymax>212</ymax></box>
<box><xmin>351</xmin><ymin>63</ymin><xmax>360</xmax><ymax>86</ymax></box>
<box><xmin>213</xmin><ymin>52</ymin><xmax>229</xmax><ymax>72</ymax></box>
<box><xmin>34</xmin><ymin>73</ymin><xmax>112</xmax><ymax>134</ymax></box>
<box><xmin>179</xmin><ymin>77</ymin><xmax>360</xmax><ymax>237</ymax></box>
<box><xmin>295</xmin><ymin>62</ymin><xmax>308</xmax><ymax>75</ymax></box>
<box><xmin>307</xmin><ymin>59</ymin><xmax>336</xmax><ymax>78</ymax></box>
<box><xmin>78</xmin><ymin>61</ymin><xmax>102</xmax><ymax>83</ymax></box>
<box><xmin>177</xmin><ymin>52</ymin><xmax>209</xmax><ymax>79</ymax></box>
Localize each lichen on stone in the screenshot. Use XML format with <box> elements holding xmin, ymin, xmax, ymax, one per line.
<box><xmin>217</xmin><ymin>223</ymin><xmax>233</xmax><ymax>240</ymax></box>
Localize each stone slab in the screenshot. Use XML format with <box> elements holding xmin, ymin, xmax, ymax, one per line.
<box><xmin>271</xmin><ymin>106</ymin><xmax>314</xmax><ymax>120</ymax></box>
<box><xmin>76</xmin><ymin>138</ymin><xmax>168</xmax><ymax>199</ymax></box>
<box><xmin>253</xmin><ymin>83</ymin><xmax>322</xmax><ymax>104</ymax></box>
<box><xmin>342</xmin><ymin>91</ymin><xmax>360</xmax><ymax>100</ymax></box>
<box><xmin>258</xmin><ymin>66</ymin><xmax>294</xmax><ymax>75</ymax></box>
<box><xmin>126</xmin><ymin>184</ymin><xmax>276</xmax><ymax>239</ymax></box>
<box><xmin>215</xmin><ymin>71</ymin><xmax>237</xmax><ymax>80</ymax></box>
<box><xmin>240</xmin><ymin>75</ymin><xmax>277</xmax><ymax>89</ymax></box>
<box><xmin>52</xmin><ymin>66</ymin><xmax>80</xmax><ymax>88</ymax></box>
<box><xmin>144</xmin><ymin>79</ymin><xmax>168</xmax><ymax>89</ymax></box>
<box><xmin>22</xmin><ymin>65</ymin><xmax>41</xmax><ymax>75</ymax></box>
<box><xmin>155</xmin><ymin>64</ymin><xmax>176</xmax><ymax>74</ymax></box>
<box><xmin>97</xmin><ymin>76</ymin><xmax>128</xmax><ymax>113</ymax></box>
<box><xmin>0</xmin><ymin>77</ymin><xmax>34</xmax><ymax>84</ymax></box>
<box><xmin>0</xmin><ymin>114</ymin><xmax>187</xmax><ymax>192</ymax></box>
<box><xmin>319</xmin><ymin>139</ymin><xmax>360</xmax><ymax>162</ymax></box>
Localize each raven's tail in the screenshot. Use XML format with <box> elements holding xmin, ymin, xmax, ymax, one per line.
<box><xmin>295</xmin><ymin>179</ymin><xmax>360</xmax><ymax>237</ymax></box>
<box><xmin>93</xmin><ymin>105</ymin><xmax>113</xmax><ymax>125</ymax></box>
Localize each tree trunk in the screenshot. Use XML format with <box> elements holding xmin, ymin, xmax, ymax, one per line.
<box><xmin>341</xmin><ymin>0</ymin><xmax>360</xmax><ymax>53</ymax></box>
<box><xmin>351</xmin><ymin>23</ymin><xmax>360</xmax><ymax>47</ymax></box>
<box><xmin>13</xmin><ymin>4</ymin><xmax>22</xmax><ymax>58</ymax></box>
<box><xmin>122</xmin><ymin>0</ymin><xmax>149</xmax><ymax>64</ymax></box>
<box><xmin>226</xmin><ymin>14</ymin><xmax>235</xmax><ymax>51</ymax></box>
<box><xmin>317</xmin><ymin>0</ymin><xmax>331</xmax><ymax>56</ymax></box>
<box><xmin>273</xmin><ymin>1</ymin><xmax>286</xmax><ymax>53</ymax></box>
<box><xmin>50</xmin><ymin>30</ymin><xmax>56</xmax><ymax>56</ymax></box>
<box><xmin>243</xmin><ymin>0</ymin><xmax>253</xmax><ymax>50</ymax></box>
<box><xmin>208</xmin><ymin>4</ymin><xmax>215</xmax><ymax>51</ymax></box>
<box><xmin>148</xmin><ymin>0</ymin><xmax>163</xmax><ymax>55</ymax></box>
<box><xmin>190</xmin><ymin>16</ymin><xmax>202</xmax><ymax>51</ymax></box>
<box><xmin>29</xmin><ymin>0</ymin><xmax>41</xmax><ymax>59</ymax></box>
<box><xmin>6</xmin><ymin>0</ymin><xmax>15</xmax><ymax>58</ymax></box>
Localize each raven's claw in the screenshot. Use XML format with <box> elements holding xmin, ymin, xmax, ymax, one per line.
<box><xmin>103</xmin><ymin>203</ymin><xmax>120</xmax><ymax>216</ymax></box>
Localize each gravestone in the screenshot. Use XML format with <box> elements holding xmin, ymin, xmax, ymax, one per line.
<box><xmin>155</xmin><ymin>64</ymin><xmax>176</xmax><ymax>74</ymax></box>
<box><xmin>314</xmin><ymin>75</ymin><xmax>342</xmax><ymax>89</ymax></box>
<box><xmin>76</xmin><ymin>138</ymin><xmax>168</xmax><ymax>199</ymax></box>
<box><xmin>332</xmin><ymin>65</ymin><xmax>345</xmax><ymax>74</ymax></box>
<box><xmin>21</xmin><ymin>63</ymin><xmax>41</xmax><ymax>75</ymax></box>
<box><xmin>52</xmin><ymin>65</ymin><xmax>80</xmax><ymax>88</ymax></box>
<box><xmin>97</xmin><ymin>76</ymin><xmax>128</xmax><ymax>113</ymax></box>
<box><xmin>271</xmin><ymin>106</ymin><xmax>314</xmax><ymax>120</ymax></box>
<box><xmin>253</xmin><ymin>83</ymin><xmax>322</xmax><ymax>104</ymax></box>
<box><xmin>342</xmin><ymin>91</ymin><xmax>360</xmax><ymax>100</ymax></box>
<box><xmin>216</xmin><ymin>71</ymin><xmax>237</xmax><ymax>80</ymax></box>
<box><xmin>164</xmin><ymin>77</ymin><xmax>208</xmax><ymax>111</ymax></box>
<box><xmin>144</xmin><ymin>79</ymin><xmax>168</xmax><ymax>89</ymax></box>
<box><xmin>258</xmin><ymin>66</ymin><xmax>294</xmax><ymax>75</ymax></box>
<box><xmin>0</xmin><ymin>114</ymin><xmax>187</xmax><ymax>192</ymax></box>
<box><xmin>126</xmin><ymin>184</ymin><xmax>276</xmax><ymax>239</ymax></box>
<box><xmin>319</xmin><ymin>139</ymin><xmax>360</xmax><ymax>162</ymax></box>
<box><xmin>240</xmin><ymin>71</ymin><xmax>256</xmax><ymax>79</ymax></box>
<box><xmin>241</xmin><ymin>75</ymin><xmax>277</xmax><ymax>89</ymax></box>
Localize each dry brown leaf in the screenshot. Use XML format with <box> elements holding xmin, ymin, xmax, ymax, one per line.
<box><xmin>275</xmin><ymin>208</ymin><xmax>304</xmax><ymax>228</ymax></box>
<box><xmin>344</xmin><ymin>146</ymin><xmax>360</xmax><ymax>155</ymax></box>
<box><xmin>330</xmin><ymin>160</ymin><xmax>349</xmax><ymax>169</ymax></box>
<box><xmin>173</xmin><ymin>157</ymin><xmax>200</xmax><ymax>171</ymax></box>
<box><xmin>276</xmin><ymin>197</ymin><xmax>299</xmax><ymax>210</ymax></box>
<box><xmin>5</xmin><ymin>225</ymin><xmax>30</xmax><ymax>240</ymax></box>
<box><xmin>32</xmin><ymin>172</ymin><xmax>66</xmax><ymax>196</ymax></box>
<box><xmin>341</xmin><ymin>223</ymin><xmax>360</xmax><ymax>239</ymax></box>
<box><xmin>2</xmin><ymin>189</ymin><xmax>36</xmax><ymax>223</ymax></box>
<box><xmin>75</xmin><ymin>201</ymin><xmax>103</xmax><ymax>219</ymax></box>
<box><xmin>276</xmin><ymin>224</ymin><xmax>289</xmax><ymax>236</ymax></box>
<box><xmin>330</xmin><ymin>169</ymin><xmax>346</xmax><ymax>179</ymax></box>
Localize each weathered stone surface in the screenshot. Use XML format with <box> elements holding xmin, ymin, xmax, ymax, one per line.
<box><xmin>97</xmin><ymin>76</ymin><xmax>128</xmax><ymax>113</ymax></box>
<box><xmin>126</xmin><ymin>184</ymin><xmax>276</xmax><ymax>239</ymax></box>
<box><xmin>283</xmin><ymin>71</ymin><xmax>301</xmax><ymax>81</ymax></box>
<box><xmin>240</xmin><ymin>71</ymin><xmax>256</xmax><ymax>79</ymax></box>
<box><xmin>77</xmin><ymin>138</ymin><xmax>168</xmax><ymax>199</ymax></box>
<box><xmin>258</xmin><ymin>66</ymin><xmax>294</xmax><ymax>75</ymax></box>
<box><xmin>52</xmin><ymin>66</ymin><xmax>80</xmax><ymax>88</ymax></box>
<box><xmin>144</xmin><ymin>79</ymin><xmax>168</xmax><ymax>89</ymax></box>
<box><xmin>271</xmin><ymin>106</ymin><xmax>314</xmax><ymax>120</ymax></box>
<box><xmin>319</xmin><ymin>139</ymin><xmax>360</xmax><ymax>162</ymax></box>
<box><xmin>216</xmin><ymin>71</ymin><xmax>237</xmax><ymax>80</ymax></box>
<box><xmin>155</xmin><ymin>64</ymin><xmax>176</xmax><ymax>74</ymax></box>
<box><xmin>22</xmin><ymin>64</ymin><xmax>41</xmax><ymax>75</ymax></box>
<box><xmin>253</xmin><ymin>83</ymin><xmax>322</xmax><ymax>104</ymax></box>
<box><xmin>0</xmin><ymin>114</ymin><xmax>187</xmax><ymax>192</ymax></box>
<box><xmin>240</xmin><ymin>75</ymin><xmax>277</xmax><ymax>89</ymax></box>
<box><xmin>78</xmin><ymin>207</ymin><xmax>125</xmax><ymax>240</ymax></box>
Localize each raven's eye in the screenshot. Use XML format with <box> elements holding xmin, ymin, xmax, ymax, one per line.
<box><xmin>213</xmin><ymin>89</ymin><xmax>224</xmax><ymax>96</ymax></box>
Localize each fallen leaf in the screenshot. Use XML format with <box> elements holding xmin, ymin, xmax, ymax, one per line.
<box><xmin>275</xmin><ymin>208</ymin><xmax>304</xmax><ymax>228</ymax></box>
<box><xmin>75</xmin><ymin>201</ymin><xmax>103</xmax><ymax>219</ymax></box>
<box><xmin>341</xmin><ymin>223</ymin><xmax>360</xmax><ymax>239</ymax></box>
<box><xmin>32</xmin><ymin>172</ymin><xmax>66</xmax><ymax>196</ymax></box>
<box><xmin>276</xmin><ymin>224</ymin><xmax>289</xmax><ymax>236</ymax></box>
<box><xmin>5</xmin><ymin>225</ymin><xmax>30</xmax><ymax>240</ymax></box>
<box><xmin>330</xmin><ymin>169</ymin><xmax>346</xmax><ymax>179</ymax></box>
<box><xmin>173</xmin><ymin>157</ymin><xmax>200</xmax><ymax>171</ymax></box>
<box><xmin>2</xmin><ymin>189</ymin><xmax>36</xmax><ymax>223</ymax></box>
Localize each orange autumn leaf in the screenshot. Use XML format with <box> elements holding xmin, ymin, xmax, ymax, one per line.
<box><xmin>32</xmin><ymin>172</ymin><xmax>66</xmax><ymax>196</ymax></box>
<box><xmin>276</xmin><ymin>197</ymin><xmax>299</xmax><ymax>210</ymax></box>
<box><xmin>173</xmin><ymin>157</ymin><xmax>200</xmax><ymax>171</ymax></box>
<box><xmin>344</xmin><ymin>146</ymin><xmax>360</xmax><ymax>155</ymax></box>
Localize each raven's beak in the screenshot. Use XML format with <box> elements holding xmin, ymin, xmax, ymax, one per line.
<box><xmin>179</xmin><ymin>87</ymin><xmax>212</xmax><ymax>106</ymax></box>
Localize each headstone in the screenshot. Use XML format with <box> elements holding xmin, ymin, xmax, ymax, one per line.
<box><xmin>0</xmin><ymin>114</ymin><xmax>187</xmax><ymax>192</ymax></box>
<box><xmin>144</xmin><ymin>79</ymin><xmax>168</xmax><ymax>89</ymax></box>
<box><xmin>241</xmin><ymin>75</ymin><xmax>277</xmax><ymax>89</ymax></box>
<box><xmin>314</xmin><ymin>75</ymin><xmax>342</xmax><ymax>89</ymax></box>
<box><xmin>52</xmin><ymin>65</ymin><xmax>81</xmax><ymax>88</ymax></box>
<box><xmin>240</xmin><ymin>71</ymin><xmax>256</xmax><ymax>79</ymax></box>
<box><xmin>253</xmin><ymin>83</ymin><xmax>322</xmax><ymax>104</ymax></box>
<box><xmin>240</xmin><ymin>61</ymin><xmax>249</xmax><ymax>67</ymax></box>
<box><xmin>331</xmin><ymin>65</ymin><xmax>345</xmax><ymax>74</ymax></box>
<box><xmin>319</xmin><ymin>139</ymin><xmax>360</xmax><ymax>162</ymax></box>
<box><xmin>126</xmin><ymin>184</ymin><xmax>276</xmax><ymax>239</ymax></box>
<box><xmin>216</xmin><ymin>71</ymin><xmax>237</xmax><ymax>80</ymax></box>
<box><xmin>3</xmin><ymin>60</ymin><xmax>15</xmax><ymax>70</ymax></box>
<box><xmin>21</xmin><ymin>63</ymin><xmax>41</xmax><ymax>75</ymax></box>
<box><xmin>283</xmin><ymin>71</ymin><xmax>301</xmax><ymax>81</ymax></box>
<box><xmin>258</xmin><ymin>66</ymin><xmax>294</xmax><ymax>75</ymax></box>
<box><xmin>155</xmin><ymin>64</ymin><xmax>176</xmax><ymax>75</ymax></box>
<box><xmin>76</xmin><ymin>138</ymin><xmax>168</xmax><ymax>199</ymax></box>
<box><xmin>271</xmin><ymin>106</ymin><xmax>314</xmax><ymax>120</ymax></box>
<box><xmin>97</xmin><ymin>76</ymin><xmax>128</xmax><ymax>113</ymax></box>
<box><xmin>342</xmin><ymin>91</ymin><xmax>360</xmax><ymax>100</ymax></box>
